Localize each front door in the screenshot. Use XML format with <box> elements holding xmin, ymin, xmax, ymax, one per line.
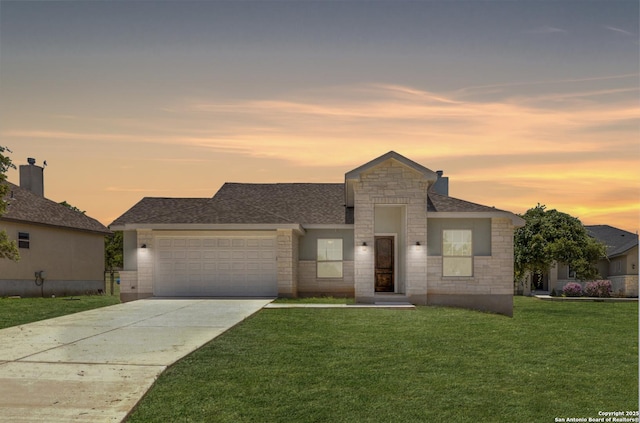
<box><xmin>375</xmin><ymin>236</ymin><xmax>394</xmax><ymax>292</ymax></box>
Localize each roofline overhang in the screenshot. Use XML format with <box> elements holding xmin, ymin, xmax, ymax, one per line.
<box><xmin>608</xmin><ymin>243</ymin><xmax>639</xmax><ymax>259</ymax></box>
<box><xmin>109</xmin><ymin>223</ymin><xmax>305</xmax><ymax>233</ymax></box>
<box><xmin>302</xmin><ymin>224</ymin><xmax>354</xmax><ymax>230</ymax></box>
<box><xmin>1</xmin><ymin>217</ymin><xmax>112</xmax><ymax>235</ymax></box>
<box><xmin>427</xmin><ymin>211</ymin><xmax>526</xmax><ymax>227</ymax></box>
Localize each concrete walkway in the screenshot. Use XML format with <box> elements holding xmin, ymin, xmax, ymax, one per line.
<box><xmin>0</xmin><ymin>298</ymin><xmax>272</xmax><ymax>423</ymax></box>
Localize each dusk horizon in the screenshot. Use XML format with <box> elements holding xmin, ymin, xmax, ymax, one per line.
<box><xmin>1</xmin><ymin>1</ymin><xmax>638</xmax><ymax>232</ymax></box>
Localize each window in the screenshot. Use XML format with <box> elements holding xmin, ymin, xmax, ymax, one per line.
<box><xmin>317</xmin><ymin>239</ymin><xmax>343</xmax><ymax>278</ymax></box>
<box><xmin>442</xmin><ymin>229</ymin><xmax>472</xmax><ymax>277</ymax></box>
<box><xmin>18</xmin><ymin>232</ymin><xmax>30</xmax><ymax>249</ymax></box>
<box><xmin>568</xmin><ymin>267</ymin><xmax>576</xmax><ymax>279</ymax></box>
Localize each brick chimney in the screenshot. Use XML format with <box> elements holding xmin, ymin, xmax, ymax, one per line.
<box><xmin>19</xmin><ymin>158</ymin><xmax>44</xmax><ymax>197</ymax></box>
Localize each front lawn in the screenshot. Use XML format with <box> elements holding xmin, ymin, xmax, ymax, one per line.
<box><xmin>127</xmin><ymin>297</ymin><xmax>638</xmax><ymax>422</ymax></box>
<box><xmin>0</xmin><ymin>295</ymin><xmax>120</xmax><ymax>329</ymax></box>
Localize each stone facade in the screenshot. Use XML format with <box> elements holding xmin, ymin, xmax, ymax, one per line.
<box><xmin>298</xmin><ymin>260</ymin><xmax>355</xmax><ymax>297</ymax></box>
<box><xmin>353</xmin><ymin>159</ymin><xmax>430</xmax><ymax>304</ymax></box>
<box><xmin>114</xmin><ymin>152</ymin><xmax>522</xmax><ymax>316</ymax></box>
<box><xmin>426</xmin><ymin>218</ymin><xmax>515</xmax><ymax>316</ymax></box>
<box><xmin>277</xmin><ymin>229</ymin><xmax>299</xmax><ymax>297</ymax></box>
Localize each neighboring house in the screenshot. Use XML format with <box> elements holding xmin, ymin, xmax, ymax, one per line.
<box><xmin>0</xmin><ymin>159</ymin><xmax>111</xmax><ymax>297</ymax></box>
<box><xmin>110</xmin><ymin>151</ymin><xmax>525</xmax><ymax>316</ymax></box>
<box><xmin>543</xmin><ymin>225</ymin><xmax>639</xmax><ymax>297</ymax></box>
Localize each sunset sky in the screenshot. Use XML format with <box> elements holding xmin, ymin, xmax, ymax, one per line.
<box><xmin>1</xmin><ymin>1</ymin><xmax>638</xmax><ymax>233</ymax></box>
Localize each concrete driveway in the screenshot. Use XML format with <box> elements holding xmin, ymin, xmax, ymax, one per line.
<box><xmin>0</xmin><ymin>298</ymin><xmax>272</xmax><ymax>422</ymax></box>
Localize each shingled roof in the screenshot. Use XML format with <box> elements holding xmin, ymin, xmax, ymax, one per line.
<box><xmin>1</xmin><ymin>182</ymin><xmax>110</xmax><ymax>234</ymax></box>
<box><xmin>111</xmin><ymin>182</ymin><xmax>520</xmax><ymax>228</ymax></box>
<box><xmin>586</xmin><ymin>225</ymin><xmax>639</xmax><ymax>257</ymax></box>
<box><xmin>427</xmin><ymin>191</ymin><xmax>510</xmax><ymax>213</ymax></box>
<box><xmin>111</xmin><ymin>183</ymin><xmax>349</xmax><ymax>227</ymax></box>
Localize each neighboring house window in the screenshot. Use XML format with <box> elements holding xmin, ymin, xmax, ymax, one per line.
<box><xmin>442</xmin><ymin>229</ymin><xmax>472</xmax><ymax>277</ymax></box>
<box><xmin>18</xmin><ymin>232</ymin><xmax>30</xmax><ymax>249</ymax></box>
<box><xmin>317</xmin><ymin>239</ymin><xmax>343</xmax><ymax>278</ymax></box>
<box><xmin>568</xmin><ymin>267</ymin><xmax>576</xmax><ymax>279</ymax></box>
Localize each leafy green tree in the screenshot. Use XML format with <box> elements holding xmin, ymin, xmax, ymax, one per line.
<box><xmin>105</xmin><ymin>231</ymin><xmax>123</xmax><ymax>270</ymax></box>
<box><xmin>0</xmin><ymin>146</ymin><xmax>19</xmax><ymax>261</ymax></box>
<box><xmin>514</xmin><ymin>204</ymin><xmax>606</xmax><ymax>283</ymax></box>
<box><xmin>59</xmin><ymin>200</ymin><xmax>86</xmax><ymax>214</ymax></box>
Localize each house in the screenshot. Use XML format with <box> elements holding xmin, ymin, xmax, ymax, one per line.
<box><xmin>0</xmin><ymin>159</ymin><xmax>111</xmax><ymax>297</ymax></box>
<box><xmin>110</xmin><ymin>151</ymin><xmax>525</xmax><ymax>316</ymax></box>
<box><xmin>544</xmin><ymin>225</ymin><xmax>638</xmax><ymax>297</ymax></box>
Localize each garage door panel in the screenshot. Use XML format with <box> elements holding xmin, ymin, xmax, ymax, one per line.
<box><xmin>231</xmin><ymin>251</ymin><xmax>245</xmax><ymax>260</ymax></box>
<box><xmin>173</xmin><ymin>239</ymin><xmax>187</xmax><ymax>247</ymax></box>
<box><xmin>155</xmin><ymin>236</ymin><xmax>277</xmax><ymax>297</ymax></box>
<box><xmin>202</xmin><ymin>238</ymin><xmax>217</xmax><ymax>247</ymax></box>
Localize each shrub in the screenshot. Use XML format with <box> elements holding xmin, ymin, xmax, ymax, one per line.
<box><xmin>562</xmin><ymin>282</ymin><xmax>583</xmax><ymax>297</ymax></box>
<box><xmin>584</xmin><ymin>280</ymin><xmax>612</xmax><ymax>298</ymax></box>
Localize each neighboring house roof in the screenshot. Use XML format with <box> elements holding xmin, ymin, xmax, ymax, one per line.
<box><xmin>1</xmin><ymin>182</ymin><xmax>111</xmax><ymax>235</ymax></box>
<box><xmin>586</xmin><ymin>225</ymin><xmax>639</xmax><ymax>258</ymax></box>
<box><xmin>111</xmin><ymin>182</ymin><xmax>523</xmax><ymax>228</ymax></box>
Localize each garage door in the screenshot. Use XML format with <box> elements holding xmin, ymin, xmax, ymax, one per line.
<box><xmin>154</xmin><ymin>236</ymin><xmax>277</xmax><ymax>297</ymax></box>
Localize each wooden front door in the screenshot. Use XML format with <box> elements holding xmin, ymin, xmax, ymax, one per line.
<box><xmin>375</xmin><ymin>236</ymin><xmax>394</xmax><ymax>292</ymax></box>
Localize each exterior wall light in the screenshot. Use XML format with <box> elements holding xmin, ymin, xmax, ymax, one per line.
<box><xmin>415</xmin><ymin>241</ymin><xmax>421</xmax><ymax>246</ymax></box>
<box><xmin>141</xmin><ymin>243</ymin><xmax>147</xmax><ymax>248</ymax></box>
<box><xmin>362</xmin><ymin>242</ymin><xmax>367</xmax><ymax>247</ymax></box>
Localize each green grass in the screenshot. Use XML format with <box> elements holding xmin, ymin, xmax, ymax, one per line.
<box><xmin>127</xmin><ymin>297</ymin><xmax>638</xmax><ymax>422</ymax></box>
<box><xmin>273</xmin><ymin>296</ymin><xmax>355</xmax><ymax>304</ymax></box>
<box><xmin>0</xmin><ymin>294</ymin><xmax>120</xmax><ymax>329</ymax></box>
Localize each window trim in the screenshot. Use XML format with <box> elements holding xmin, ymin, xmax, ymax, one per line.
<box><xmin>317</xmin><ymin>238</ymin><xmax>343</xmax><ymax>279</ymax></box>
<box><xmin>18</xmin><ymin>232</ymin><xmax>30</xmax><ymax>249</ymax></box>
<box><xmin>442</xmin><ymin>229</ymin><xmax>473</xmax><ymax>277</ymax></box>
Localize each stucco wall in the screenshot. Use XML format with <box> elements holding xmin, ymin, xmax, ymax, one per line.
<box><xmin>299</xmin><ymin>229</ymin><xmax>355</xmax><ymax>261</ymax></box>
<box><xmin>427</xmin><ymin>218</ymin><xmax>491</xmax><ymax>256</ymax></box>
<box><xmin>0</xmin><ymin>221</ymin><xmax>106</xmax><ymax>296</ymax></box>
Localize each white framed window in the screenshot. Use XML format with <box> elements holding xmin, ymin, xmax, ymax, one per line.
<box><xmin>442</xmin><ymin>229</ymin><xmax>472</xmax><ymax>277</ymax></box>
<box><xmin>317</xmin><ymin>239</ymin><xmax>343</xmax><ymax>278</ymax></box>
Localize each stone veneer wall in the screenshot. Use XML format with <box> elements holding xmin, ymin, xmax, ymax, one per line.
<box><xmin>120</xmin><ymin>229</ymin><xmax>154</xmax><ymax>302</ymax></box>
<box><xmin>427</xmin><ymin>218</ymin><xmax>515</xmax><ymax>316</ymax></box>
<box><xmin>298</xmin><ymin>260</ymin><xmax>355</xmax><ymax>297</ymax></box>
<box><xmin>353</xmin><ymin>159</ymin><xmax>429</xmax><ymax>304</ymax></box>
<box><xmin>609</xmin><ymin>275</ymin><xmax>638</xmax><ymax>297</ymax></box>
<box><xmin>277</xmin><ymin>229</ymin><xmax>298</xmax><ymax>297</ymax></box>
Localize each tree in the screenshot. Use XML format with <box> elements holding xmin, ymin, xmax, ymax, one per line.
<box><xmin>105</xmin><ymin>231</ymin><xmax>123</xmax><ymax>270</ymax></box>
<box><xmin>59</xmin><ymin>200</ymin><xmax>86</xmax><ymax>214</ymax></box>
<box><xmin>514</xmin><ymin>204</ymin><xmax>606</xmax><ymax>284</ymax></box>
<box><xmin>0</xmin><ymin>146</ymin><xmax>19</xmax><ymax>261</ymax></box>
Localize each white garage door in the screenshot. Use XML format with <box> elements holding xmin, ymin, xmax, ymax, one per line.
<box><xmin>154</xmin><ymin>236</ymin><xmax>277</xmax><ymax>297</ymax></box>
